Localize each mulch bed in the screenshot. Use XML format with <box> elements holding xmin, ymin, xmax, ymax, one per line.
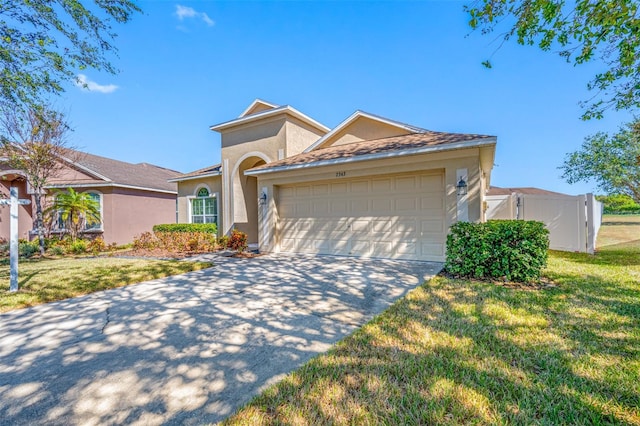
<box><xmin>116</xmin><ymin>248</ymin><xmax>262</xmax><ymax>260</ymax></box>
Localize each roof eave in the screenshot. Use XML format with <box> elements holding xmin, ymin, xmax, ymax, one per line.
<box><xmin>167</xmin><ymin>171</ymin><xmax>221</xmax><ymax>183</ymax></box>
<box><xmin>245</xmin><ymin>137</ymin><xmax>497</xmax><ymax>176</ymax></box>
<box><xmin>210</xmin><ymin>106</ymin><xmax>329</xmax><ymax>134</ymax></box>
<box><xmin>44</xmin><ymin>182</ymin><xmax>177</xmax><ymax>195</ymax></box>
<box><xmin>302</xmin><ymin>110</ymin><xmax>428</xmax><ymax>153</ymax></box>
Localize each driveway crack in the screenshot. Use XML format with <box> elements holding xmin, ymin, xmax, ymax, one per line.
<box><xmin>101</xmin><ymin>307</ymin><xmax>110</xmax><ymax>334</ymax></box>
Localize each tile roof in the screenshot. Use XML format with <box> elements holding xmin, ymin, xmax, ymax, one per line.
<box><xmin>59</xmin><ymin>150</ymin><xmax>181</xmax><ymax>193</ymax></box>
<box><xmin>169</xmin><ymin>164</ymin><xmax>222</xmax><ymax>181</ymax></box>
<box><xmin>248</xmin><ymin>131</ymin><xmax>496</xmax><ymax>173</ymax></box>
<box><xmin>487</xmin><ymin>186</ymin><xmax>569</xmax><ymax>196</ymax></box>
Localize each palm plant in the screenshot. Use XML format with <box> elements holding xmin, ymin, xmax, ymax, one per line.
<box><xmin>47</xmin><ymin>188</ymin><xmax>101</xmax><ymax>241</ymax></box>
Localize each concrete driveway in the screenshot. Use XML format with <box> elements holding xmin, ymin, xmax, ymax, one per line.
<box><xmin>0</xmin><ymin>254</ymin><xmax>442</xmax><ymax>425</ymax></box>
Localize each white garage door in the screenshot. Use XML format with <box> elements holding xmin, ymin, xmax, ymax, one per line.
<box><xmin>277</xmin><ymin>171</ymin><xmax>445</xmax><ymax>261</ymax></box>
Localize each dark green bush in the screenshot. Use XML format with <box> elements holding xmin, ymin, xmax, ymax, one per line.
<box><xmin>69</xmin><ymin>239</ymin><xmax>88</xmax><ymax>254</ymax></box>
<box><xmin>18</xmin><ymin>241</ymin><xmax>40</xmax><ymax>258</ymax></box>
<box><xmin>152</xmin><ymin>223</ymin><xmax>217</xmax><ymax>234</ymax></box>
<box><xmin>445</xmin><ymin>220</ymin><xmax>549</xmax><ymax>283</ymax></box>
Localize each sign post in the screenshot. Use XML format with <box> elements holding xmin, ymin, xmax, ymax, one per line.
<box><xmin>0</xmin><ymin>186</ymin><xmax>32</xmax><ymax>292</ymax></box>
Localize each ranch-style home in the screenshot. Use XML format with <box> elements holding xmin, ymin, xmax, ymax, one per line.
<box><xmin>171</xmin><ymin>99</ymin><xmax>497</xmax><ymax>262</ymax></box>
<box><xmin>0</xmin><ymin>150</ymin><xmax>180</xmax><ymax>244</ymax></box>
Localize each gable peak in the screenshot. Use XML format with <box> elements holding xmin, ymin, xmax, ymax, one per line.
<box><xmin>239</xmin><ymin>99</ymin><xmax>280</xmax><ymax>118</ymax></box>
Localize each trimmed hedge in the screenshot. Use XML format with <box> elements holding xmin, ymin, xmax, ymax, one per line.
<box><xmin>445</xmin><ymin>220</ymin><xmax>549</xmax><ymax>283</ymax></box>
<box><xmin>152</xmin><ymin>223</ymin><xmax>217</xmax><ymax>234</ymax></box>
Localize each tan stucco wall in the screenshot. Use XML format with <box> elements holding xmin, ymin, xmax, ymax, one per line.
<box><xmin>285</xmin><ymin>118</ymin><xmax>326</xmax><ymax>157</ymax></box>
<box><xmin>176</xmin><ymin>176</ymin><xmax>222</xmax><ymax>228</ymax></box>
<box><xmin>317</xmin><ymin>117</ymin><xmax>412</xmax><ymax>149</ymax></box>
<box><xmin>255</xmin><ymin>147</ymin><xmax>490</xmax><ymax>256</ymax></box>
<box><xmin>217</xmin><ymin>112</ymin><xmax>326</xmax><ymax>235</ymax></box>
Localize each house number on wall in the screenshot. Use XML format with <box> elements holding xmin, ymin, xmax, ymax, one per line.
<box><xmin>335</xmin><ymin>171</ymin><xmax>346</xmax><ymax>177</ymax></box>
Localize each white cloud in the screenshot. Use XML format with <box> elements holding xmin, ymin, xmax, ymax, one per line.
<box><xmin>75</xmin><ymin>74</ymin><xmax>118</xmax><ymax>94</ymax></box>
<box><xmin>175</xmin><ymin>4</ymin><xmax>214</xmax><ymax>27</ymax></box>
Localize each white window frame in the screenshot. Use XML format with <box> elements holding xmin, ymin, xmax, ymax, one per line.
<box><xmin>187</xmin><ymin>185</ymin><xmax>219</xmax><ymax>227</ymax></box>
<box><xmin>83</xmin><ymin>190</ymin><xmax>104</xmax><ymax>232</ymax></box>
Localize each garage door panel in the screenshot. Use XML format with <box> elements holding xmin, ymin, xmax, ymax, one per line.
<box><xmin>372</xmin><ymin>219</ymin><xmax>392</xmax><ymax>233</ymax></box>
<box><xmin>330</xmin><ymin>199</ymin><xmax>349</xmax><ymax>215</ymax></box>
<box><xmin>420</xmin><ymin>174</ymin><xmax>443</xmax><ymax>188</ymax></box>
<box><xmin>331</xmin><ymin>183</ymin><xmax>348</xmax><ymax>193</ymax></box>
<box><xmin>372</xmin><ymin>179</ymin><xmax>392</xmax><ymax>191</ymax></box>
<box><xmin>372</xmin><ymin>241</ymin><xmax>393</xmax><ymax>257</ymax></box>
<box><xmin>351</xmin><ymin>199</ymin><xmax>369</xmax><ymax>213</ymax></box>
<box><xmin>421</xmin><ymin>197</ymin><xmax>444</xmax><ymax>210</ymax></box>
<box><xmin>281</xmin><ymin>237</ymin><xmax>297</xmax><ymax>252</ymax></box>
<box><xmin>296</xmin><ymin>186</ymin><xmax>311</xmax><ymax>196</ymax></box>
<box><xmin>352</xmin><ymin>219</ymin><xmax>370</xmax><ymax>233</ymax></box>
<box><xmin>351</xmin><ymin>240</ymin><xmax>370</xmax><ymax>255</ymax></box>
<box><xmin>422</xmin><ymin>242</ymin><xmax>445</xmax><ymax>257</ymax></box>
<box><xmin>396</xmin><ymin>242</ymin><xmax>418</xmax><ymax>255</ymax></box>
<box><xmin>421</xmin><ymin>219</ymin><xmax>444</xmax><ymax>233</ymax></box>
<box><xmin>277</xmin><ymin>171</ymin><xmax>445</xmax><ymax>261</ymax></box>
<box><xmin>372</xmin><ymin>198</ymin><xmax>393</xmax><ymax>213</ymax></box>
<box><xmin>313</xmin><ymin>184</ymin><xmax>329</xmax><ymax>195</ymax></box>
<box><xmin>331</xmin><ymin>239</ymin><xmax>351</xmax><ymax>255</ymax></box>
<box><xmin>395</xmin><ymin>176</ymin><xmax>416</xmax><ymax>191</ymax></box>
<box><xmin>395</xmin><ymin>198</ymin><xmax>418</xmax><ymax>212</ymax></box>
<box><xmin>350</xmin><ymin>181</ymin><xmax>370</xmax><ymax>193</ymax></box>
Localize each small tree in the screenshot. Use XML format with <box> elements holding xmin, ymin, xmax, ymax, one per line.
<box><xmin>0</xmin><ymin>105</ymin><xmax>76</xmax><ymax>254</ymax></box>
<box><xmin>560</xmin><ymin>119</ymin><xmax>640</xmax><ymax>203</ymax></box>
<box><xmin>48</xmin><ymin>188</ymin><xmax>100</xmax><ymax>241</ymax></box>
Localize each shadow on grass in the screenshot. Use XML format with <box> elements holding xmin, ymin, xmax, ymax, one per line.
<box><xmin>551</xmin><ymin>247</ymin><xmax>640</xmax><ymax>266</ymax></box>
<box><xmin>226</xmin><ymin>269</ymin><xmax>640</xmax><ymax>424</ymax></box>
<box><xmin>0</xmin><ymin>259</ymin><xmax>209</xmax><ymax>311</ymax></box>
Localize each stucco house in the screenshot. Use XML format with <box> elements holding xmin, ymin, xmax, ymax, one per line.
<box><xmin>171</xmin><ymin>99</ymin><xmax>497</xmax><ymax>262</ymax></box>
<box><xmin>0</xmin><ymin>150</ymin><xmax>180</xmax><ymax>244</ymax></box>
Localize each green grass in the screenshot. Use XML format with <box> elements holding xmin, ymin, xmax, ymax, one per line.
<box><xmin>598</xmin><ymin>214</ymin><xmax>640</xmax><ymax>251</ymax></box>
<box><xmin>222</xmin><ymin>229</ymin><xmax>640</xmax><ymax>424</ymax></box>
<box><xmin>0</xmin><ymin>257</ymin><xmax>212</xmax><ymax>313</ymax></box>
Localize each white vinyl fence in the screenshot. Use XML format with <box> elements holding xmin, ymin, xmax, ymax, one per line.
<box><xmin>486</xmin><ymin>193</ymin><xmax>602</xmax><ymax>253</ymax></box>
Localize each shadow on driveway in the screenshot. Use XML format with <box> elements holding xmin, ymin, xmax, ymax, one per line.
<box><xmin>0</xmin><ymin>254</ymin><xmax>442</xmax><ymax>425</ymax></box>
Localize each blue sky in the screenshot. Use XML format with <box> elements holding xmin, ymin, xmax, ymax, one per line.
<box><xmin>60</xmin><ymin>0</ymin><xmax>633</xmax><ymax>195</ymax></box>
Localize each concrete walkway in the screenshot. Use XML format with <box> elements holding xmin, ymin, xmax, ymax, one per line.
<box><xmin>0</xmin><ymin>254</ymin><xmax>442</xmax><ymax>425</ymax></box>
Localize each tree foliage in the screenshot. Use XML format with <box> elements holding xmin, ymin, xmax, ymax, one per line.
<box><xmin>0</xmin><ymin>0</ymin><xmax>140</xmax><ymax>110</ymax></box>
<box><xmin>560</xmin><ymin>119</ymin><xmax>640</xmax><ymax>203</ymax></box>
<box><xmin>466</xmin><ymin>0</ymin><xmax>640</xmax><ymax>119</ymax></box>
<box><xmin>596</xmin><ymin>193</ymin><xmax>640</xmax><ymax>213</ymax></box>
<box><xmin>48</xmin><ymin>188</ymin><xmax>100</xmax><ymax>241</ymax></box>
<box><xmin>0</xmin><ymin>105</ymin><xmax>76</xmax><ymax>254</ymax></box>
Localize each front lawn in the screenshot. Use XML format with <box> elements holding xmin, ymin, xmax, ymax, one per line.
<box><xmin>0</xmin><ymin>257</ymin><xmax>212</xmax><ymax>313</ymax></box>
<box><xmin>222</xmin><ymin>249</ymin><xmax>639</xmax><ymax>424</ymax></box>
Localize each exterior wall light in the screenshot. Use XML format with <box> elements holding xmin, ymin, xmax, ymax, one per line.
<box><xmin>456</xmin><ymin>178</ymin><xmax>468</xmax><ymax>196</ymax></box>
<box><xmin>259</xmin><ymin>191</ymin><xmax>267</xmax><ymax>205</ymax></box>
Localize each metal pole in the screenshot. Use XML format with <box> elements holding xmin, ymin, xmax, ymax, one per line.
<box><xmin>9</xmin><ymin>186</ymin><xmax>18</xmax><ymax>292</ymax></box>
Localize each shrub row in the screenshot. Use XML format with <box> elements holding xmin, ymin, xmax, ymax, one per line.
<box><xmin>133</xmin><ymin>231</ymin><xmax>217</xmax><ymax>252</ymax></box>
<box><xmin>133</xmin><ymin>228</ymin><xmax>248</xmax><ymax>254</ymax></box>
<box><xmin>152</xmin><ymin>223</ymin><xmax>218</xmax><ymax>234</ymax></box>
<box><xmin>0</xmin><ymin>237</ymin><xmax>117</xmax><ymax>258</ymax></box>
<box><xmin>445</xmin><ymin>220</ymin><xmax>549</xmax><ymax>283</ymax></box>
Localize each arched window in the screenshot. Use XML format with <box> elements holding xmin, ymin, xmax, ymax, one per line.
<box><xmin>191</xmin><ymin>187</ymin><xmax>217</xmax><ymax>224</ymax></box>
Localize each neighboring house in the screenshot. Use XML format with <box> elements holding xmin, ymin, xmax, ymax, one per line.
<box><xmin>171</xmin><ymin>99</ymin><xmax>497</xmax><ymax>262</ymax></box>
<box><xmin>486</xmin><ymin>186</ymin><xmax>602</xmax><ymax>253</ymax></box>
<box><xmin>0</xmin><ymin>150</ymin><xmax>181</xmax><ymax>244</ymax></box>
